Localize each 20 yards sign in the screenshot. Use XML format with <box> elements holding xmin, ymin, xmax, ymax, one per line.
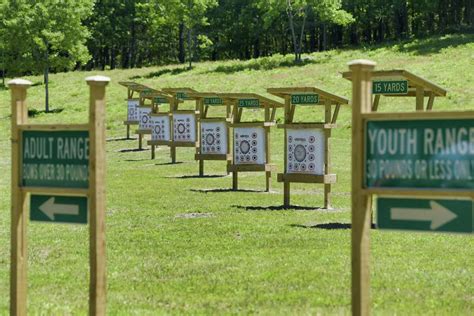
<box><xmin>21</xmin><ymin>130</ymin><xmax>89</xmax><ymax>188</ymax></box>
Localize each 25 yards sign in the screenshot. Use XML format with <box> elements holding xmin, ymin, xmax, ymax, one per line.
<box><xmin>21</xmin><ymin>130</ymin><xmax>89</xmax><ymax>189</ymax></box>
<box><xmin>365</xmin><ymin>118</ymin><xmax>474</xmax><ymax>189</ymax></box>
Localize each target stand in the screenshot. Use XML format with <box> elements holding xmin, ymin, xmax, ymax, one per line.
<box><xmin>119</xmin><ymin>81</ymin><xmax>150</xmax><ymax>139</ymax></box>
<box><xmin>342</xmin><ymin>69</ymin><xmax>447</xmax><ymax>112</ymax></box>
<box><xmin>162</xmin><ymin>88</ymin><xmax>200</xmax><ymax>163</ymax></box>
<box><xmin>222</xmin><ymin>93</ymin><xmax>283</xmax><ymax>192</ymax></box>
<box><xmin>189</xmin><ymin>92</ymin><xmax>233</xmax><ymax>176</ymax></box>
<box><xmin>268</xmin><ymin>87</ymin><xmax>349</xmax><ymax>209</ymax></box>
<box><xmin>135</xmin><ymin>86</ymin><xmax>169</xmax><ymax>150</ymax></box>
<box><xmin>147</xmin><ymin>93</ymin><xmax>175</xmax><ymax>160</ymax></box>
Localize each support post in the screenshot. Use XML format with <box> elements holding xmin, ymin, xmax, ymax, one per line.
<box><xmin>283</xmin><ymin>181</ymin><xmax>290</xmax><ymax>207</ymax></box>
<box><xmin>349</xmin><ymin>59</ymin><xmax>375</xmax><ymax>316</ymax></box>
<box><xmin>151</xmin><ymin>145</ymin><xmax>155</xmax><ymax>160</ymax></box>
<box><xmin>126</xmin><ymin>124</ymin><xmax>130</xmax><ymax>139</ymax></box>
<box><xmin>232</xmin><ymin>171</ymin><xmax>238</xmax><ymax>191</ymax></box>
<box><xmin>86</xmin><ymin>76</ymin><xmax>109</xmax><ymax>316</ymax></box>
<box><xmin>199</xmin><ymin>159</ymin><xmax>204</xmax><ymax>176</ymax></box>
<box><xmin>9</xmin><ymin>78</ymin><xmax>32</xmax><ymax>316</ymax></box>
<box><xmin>324</xmin><ymin>100</ymin><xmax>332</xmax><ymax>209</ymax></box>
<box><xmin>138</xmin><ymin>134</ymin><xmax>143</xmax><ymax>150</ymax></box>
<box><xmin>416</xmin><ymin>86</ymin><xmax>425</xmax><ymax>111</ymax></box>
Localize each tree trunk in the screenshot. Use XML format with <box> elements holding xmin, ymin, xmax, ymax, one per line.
<box><xmin>178</xmin><ymin>23</ymin><xmax>185</xmax><ymax>63</ymax></box>
<box><xmin>287</xmin><ymin>4</ymin><xmax>300</xmax><ymax>62</ymax></box>
<box><xmin>44</xmin><ymin>63</ymin><xmax>49</xmax><ymax>113</ymax></box>
<box><xmin>187</xmin><ymin>26</ymin><xmax>192</xmax><ymax>69</ymax></box>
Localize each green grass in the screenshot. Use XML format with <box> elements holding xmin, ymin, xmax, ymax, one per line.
<box><xmin>0</xmin><ymin>33</ymin><xmax>473</xmax><ymax>314</ymax></box>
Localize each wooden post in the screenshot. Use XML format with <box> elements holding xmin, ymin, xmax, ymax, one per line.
<box><xmin>349</xmin><ymin>59</ymin><xmax>375</xmax><ymax>316</ymax></box>
<box><xmin>151</xmin><ymin>145</ymin><xmax>155</xmax><ymax>160</ymax></box>
<box><xmin>416</xmin><ymin>86</ymin><xmax>425</xmax><ymax>111</ymax></box>
<box><xmin>86</xmin><ymin>76</ymin><xmax>109</xmax><ymax>316</ymax></box>
<box><xmin>324</xmin><ymin>99</ymin><xmax>332</xmax><ymax>209</ymax></box>
<box><xmin>138</xmin><ymin>134</ymin><xmax>143</xmax><ymax>150</ymax></box>
<box><xmin>126</xmin><ymin>124</ymin><xmax>130</xmax><ymax>139</ymax></box>
<box><xmin>265</xmin><ymin>127</ymin><xmax>271</xmax><ymax>192</ymax></box>
<box><xmin>9</xmin><ymin>78</ymin><xmax>32</xmax><ymax>316</ymax></box>
<box><xmin>199</xmin><ymin>160</ymin><xmax>204</xmax><ymax>176</ymax></box>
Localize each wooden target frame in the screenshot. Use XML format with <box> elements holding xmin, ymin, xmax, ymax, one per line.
<box><xmin>222</xmin><ymin>93</ymin><xmax>283</xmax><ymax>192</ymax></box>
<box><xmin>268</xmin><ymin>87</ymin><xmax>348</xmax><ymax>209</ymax></box>
<box><xmin>118</xmin><ymin>81</ymin><xmax>149</xmax><ymax>139</ymax></box>
<box><xmin>146</xmin><ymin>92</ymin><xmax>174</xmax><ymax>160</ymax></box>
<box><xmin>188</xmin><ymin>92</ymin><xmax>233</xmax><ymax>176</ymax></box>
<box><xmin>162</xmin><ymin>88</ymin><xmax>199</xmax><ymax>163</ymax></box>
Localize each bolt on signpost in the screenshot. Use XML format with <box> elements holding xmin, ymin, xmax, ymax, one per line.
<box><xmin>268</xmin><ymin>87</ymin><xmax>348</xmax><ymax>209</ymax></box>
<box><xmin>9</xmin><ymin>76</ymin><xmax>109</xmax><ymax>315</ymax></box>
<box><xmin>189</xmin><ymin>92</ymin><xmax>233</xmax><ymax>176</ymax></box>
<box><xmin>347</xmin><ymin>60</ymin><xmax>473</xmax><ymax>316</ymax></box>
<box><xmin>222</xmin><ymin>93</ymin><xmax>283</xmax><ymax>192</ymax></box>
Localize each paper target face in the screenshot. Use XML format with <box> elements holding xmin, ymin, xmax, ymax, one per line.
<box><xmin>173</xmin><ymin>113</ymin><xmax>196</xmax><ymax>142</ymax></box>
<box><xmin>127</xmin><ymin>100</ymin><xmax>139</xmax><ymax>121</ymax></box>
<box><xmin>201</xmin><ymin>121</ymin><xmax>227</xmax><ymax>155</ymax></box>
<box><xmin>138</xmin><ymin>107</ymin><xmax>153</xmax><ymax>130</ymax></box>
<box><xmin>150</xmin><ymin>115</ymin><xmax>170</xmax><ymax>141</ymax></box>
<box><xmin>287</xmin><ymin>129</ymin><xmax>325</xmax><ymax>175</ymax></box>
<box><xmin>234</xmin><ymin>127</ymin><xmax>266</xmax><ymax>165</ymax></box>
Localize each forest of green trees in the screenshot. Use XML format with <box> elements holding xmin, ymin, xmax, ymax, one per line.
<box><xmin>0</xmin><ymin>0</ymin><xmax>473</xmax><ymax>77</ymax></box>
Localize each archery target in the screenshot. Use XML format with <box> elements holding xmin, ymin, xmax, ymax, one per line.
<box><xmin>173</xmin><ymin>113</ymin><xmax>196</xmax><ymax>142</ymax></box>
<box><xmin>138</xmin><ymin>107</ymin><xmax>153</xmax><ymax>130</ymax></box>
<box><xmin>201</xmin><ymin>121</ymin><xmax>227</xmax><ymax>155</ymax></box>
<box><xmin>127</xmin><ymin>100</ymin><xmax>139</xmax><ymax>121</ymax></box>
<box><xmin>150</xmin><ymin>115</ymin><xmax>170</xmax><ymax>141</ymax></box>
<box><xmin>287</xmin><ymin>129</ymin><xmax>325</xmax><ymax>175</ymax></box>
<box><xmin>234</xmin><ymin>127</ymin><xmax>265</xmax><ymax>165</ymax></box>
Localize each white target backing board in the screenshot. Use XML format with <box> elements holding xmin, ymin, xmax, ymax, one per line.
<box><xmin>234</xmin><ymin>127</ymin><xmax>266</xmax><ymax>165</ymax></box>
<box><xmin>150</xmin><ymin>115</ymin><xmax>170</xmax><ymax>141</ymax></box>
<box><xmin>200</xmin><ymin>121</ymin><xmax>227</xmax><ymax>155</ymax></box>
<box><xmin>173</xmin><ymin>113</ymin><xmax>196</xmax><ymax>142</ymax></box>
<box><xmin>138</xmin><ymin>107</ymin><xmax>153</xmax><ymax>130</ymax></box>
<box><xmin>127</xmin><ymin>100</ymin><xmax>139</xmax><ymax>121</ymax></box>
<box><xmin>287</xmin><ymin>129</ymin><xmax>325</xmax><ymax>175</ymax></box>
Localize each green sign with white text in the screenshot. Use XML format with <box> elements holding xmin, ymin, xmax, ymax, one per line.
<box><xmin>204</xmin><ymin>97</ymin><xmax>223</xmax><ymax>105</ymax></box>
<box><xmin>154</xmin><ymin>96</ymin><xmax>169</xmax><ymax>104</ymax></box>
<box><xmin>373</xmin><ymin>80</ymin><xmax>408</xmax><ymax>95</ymax></box>
<box><xmin>377</xmin><ymin>197</ymin><xmax>473</xmax><ymax>233</ymax></box>
<box><xmin>238</xmin><ymin>99</ymin><xmax>259</xmax><ymax>108</ymax></box>
<box><xmin>291</xmin><ymin>94</ymin><xmax>319</xmax><ymax>105</ymax></box>
<box><xmin>21</xmin><ymin>130</ymin><xmax>89</xmax><ymax>189</ymax></box>
<box><xmin>30</xmin><ymin>195</ymin><xmax>88</xmax><ymax>224</ymax></box>
<box><xmin>176</xmin><ymin>92</ymin><xmax>189</xmax><ymax>100</ymax></box>
<box><xmin>365</xmin><ymin>118</ymin><xmax>474</xmax><ymax>189</ymax></box>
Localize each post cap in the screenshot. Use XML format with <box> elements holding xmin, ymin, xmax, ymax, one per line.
<box><xmin>86</xmin><ymin>75</ymin><xmax>111</xmax><ymax>84</ymax></box>
<box><xmin>8</xmin><ymin>78</ymin><xmax>33</xmax><ymax>87</ymax></box>
<box><xmin>348</xmin><ymin>59</ymin><xmax>376</xmax><ymax>68</ymax></box>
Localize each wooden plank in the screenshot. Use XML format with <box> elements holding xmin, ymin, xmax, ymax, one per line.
<box><xmin>22</xmin><ymin>187</ymin><xmax>89</xmax><ymax>195</ymax></box>
<box><xmin>18</xmin><ymin>124</ymin><xmax>90</xmax><ymax>131</ymax></box>
<box><xmin>277</xmin><ymin>123</ymin><xmax>336</xmax><ymax>129</ymax></box>
<box><xmin>426</xmin><ymin>92</ymin><xmax>435</xmax><ymax>111</ymax></box>
<box><xmin>324</xmin><ymin>99</ymin><xmax>332</xmax><ymax>209</ymax></box>
<box><xmin>170</xmin><ymin>142</ymin><xmax>198</xmax><ymax>148</ymax></box>
<box><xmin>135</xmin><ymin>130</ymin><xmax>152</xmax><ymax>135</ymax></box>
<box><xmin>364</xmin><ymin>188</ymin><xmax>474</xmax><ymax>198</ymax></box>
<box><xmin>371</xmin><ymin>95</ymin><xmax>380</xmax><ymax>112</ymax></box>
<box><xmin>267</xmin><ymin>87</ymin><xmax>349</xmax><ymax>105</ymax></box>
<box><xmin>348</xmin><ymin>59</ymin><xmax>375</xmax><ymax>316</ymax></box>
<box><xmin>147</xmin><ymin>140</ymin><xmax>172</xmax><ymax>146</ymax></box>
<box><xmin>9</xmin><ymin>79</ymin><xmax>31</xmax><ymax>316</ymax></box>
<box><xmin>416</xmin><ymin>86</ymin><xmax>425</xmax><ymax>111</ymax></box>
<box><xmin>277</xmin><ymin>173</ymin><xmax>337</xmax><ymax>183</ymax></box>
<box><xmin>123</xmin><ymin>120</ymin><xmax>139</xmax><ymax>125</ymax></box>
<box><xmin>86</xmin><ymin>76</ymin><xmax>109</xmax><ymax>316</ymax></box>
<box><xmin>229</xmin><ymin>122</ymin><xmax>275</xmax><ymax>128</ymax></box>
<box><xmin>331</xmin><ymin>104</ymin><xmax>341</xmax><ymax>124</ymax></box>
<box><xmin>227</xmin><ymin>164</ymin><xmax>276</xmax><ymax>172</ymax></box>
<box><xmin>195</xmin><ymin>153</ymin><xmax>231</xmax><ymax>161</ymax></box>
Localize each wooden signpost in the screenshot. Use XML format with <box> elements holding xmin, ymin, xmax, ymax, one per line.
<box><xmin>346</xmin><ymin>60</ymin><xmax>472</xmax><ymax>316</ymax></box>
<box><xmin>118</xmin><ymin>81</ymin><xmax>149</xmax><ymax>139</ymax></box>
<box><xmin>268</xmin><ymin>87</ymin><xmax>349</xmax><ymax>208</ymax></box>
<box><xmin>343</xmin><ymin>69</ymin><xmax>447</xmax><ymax>112</ymax></box>
<box><xmin>189</xmin><ymin>92</ymin><xmax>233</xmax><ymax>176</ymax></box>
<box><xmin>162</xmin><ymin>88</ymin><xmax>200</xmax><ymax>163</ymax></box>
<box><xmin>222</xmin><ymin>93</ymin><xmax>283</xmax><ymax>191</ymax></box>
<box><xmin>9</xmin><ymin>76</ymin><xmax>109</xmax><ymax>315</ymax></box>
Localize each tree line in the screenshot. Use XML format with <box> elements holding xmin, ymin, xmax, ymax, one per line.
<box><xmin>1</xmin><ymin>0</ymin><xmax>473</xmax><ymax>78</ymax></box>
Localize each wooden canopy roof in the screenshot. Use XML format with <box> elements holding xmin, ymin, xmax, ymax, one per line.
<box><xmin>219</xmin><ymin>93</ymin><xmax>284</xmax><ymax>109</ymax></box>
<box><xmin>342</xmin><ymin>69</ymin><xmax>447</xmax><ymax>97</ymax></box>
<box><xmin>267</xmin><ymin>87</ymin><xmax>349</xmax><ymax>105</ymax></box>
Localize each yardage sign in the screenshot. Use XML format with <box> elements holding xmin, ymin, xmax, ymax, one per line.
<box><xmin>365</xmin><ymin>118</ymin><xmax>474</xmax><ymax>189</ymax></box>
<box><xmin>238</xmin><ymin>98</ymin><xmax>260</xmax><ymax>108</ymax></box>
<box><xmin>154</xmin><ymin>96</ymin><xmax>169</xmax><ymax>104</ymax></box>
<box><xmin>372</xmin><ymin>80</ymin><xmax>408</xmax><ymax>95</ymax></box>
<box><xmin>21</xmin><ymin>130</ymin><xmax>89</xmax><ymax>189</ymax></box>
<box><xmin>204</xmin><ymin>97</ymin><xmax>223</xmax><ymax>105</ymax></box>
<box><xmin>291</xmin><ymin>94</ymin><xmax>319</xmax><ymax>105</ymax></box>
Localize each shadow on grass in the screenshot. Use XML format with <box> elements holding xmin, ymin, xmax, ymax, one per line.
<box><xmin>192</xmin><ymin>188</ymin><xmax>264</xmax><ymax>193</ymax></box>
<box><xmin>107</xmin><ymin>137</ymin><xmax>137</xmax><ymax>142</ymax></box>
<box><xmin>167</xmin><ymin>174</ymin><xmax>228</xmax><ymax>179</ymax></box>
<box><xmin>156</xmin><ymin>161</ymin><xmax>183</xmax><ymax>166</ymax></box>
<box><xmin>129</xmin><ymin>67</ymin><xmax>191</xmax><ymax>80</ymax></box>
<box><xmin>393</xmin><ymin>33</ymin><xmax>474</xmax><ymax>55</ymax></box>
<box><xmin>118</xmin><ymin>148</ymin><xmax>148</xmax><ymax>153</ymax></box>
<box><xmin>28</xmin><ymin>108</ymin><xmax>64</xmax><ymax>117</ymax></box>
<box><xmin>0</xmin><ymin>84</ymin><xmax>7</xmax><ymax>91</ymax></box>
<box><xmin>210</xmin><ymin>57</ymin><xmax>320</xmax><ymax>74</ymax></box>
<box><xmin>235</xmin><ymin>204</ymin><xmax>320</xmax><ymax>211</ymax></box>
<box><xmin>290</xmin><ymin>222</ymin><xmax>377</xmax><ymax>230</ymax></box>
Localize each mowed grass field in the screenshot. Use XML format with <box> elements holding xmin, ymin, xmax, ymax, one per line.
<box><xmin>0</xmin><ymin>34</ymin><xmax>473</xmax><ymax>314</ymax></box>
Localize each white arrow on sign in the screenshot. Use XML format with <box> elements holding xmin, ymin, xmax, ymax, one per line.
<box><xmin>391</xmin><ymin>201</ymin><xmax>457</xmax><ymax>230</ymax></box>
<box><xmin>39</xmin><ymin>198</ymin><xmax>80</xmax><ymax>220</ymax></box>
